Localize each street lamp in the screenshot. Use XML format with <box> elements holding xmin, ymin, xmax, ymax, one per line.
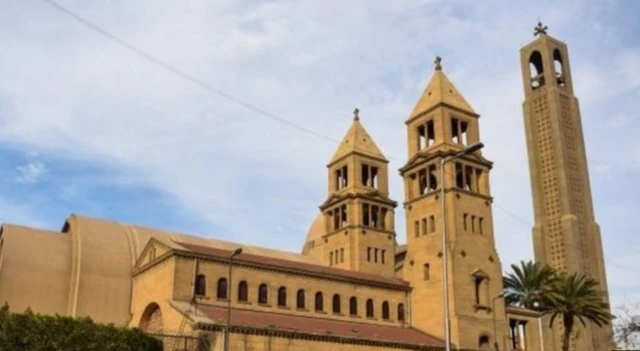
<box><xmin>440</xmin><ymin>142</ymin><xmax>484</xmax><ymax>351</ymax></box>
<box><xmin>224</xmin><ymin>247</ymin><xmax>243</xmax><ymax>351</ymax></box>
<box><xmin>492</xmin><ymin>292</ymin><xmax>505</xmax><ymax>351</ymax></box>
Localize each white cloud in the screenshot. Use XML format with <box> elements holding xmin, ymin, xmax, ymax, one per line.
<box><xmin>15</xmin><ymin>154</ymin><xmax>47</xmax><ymax>184</ymax></box>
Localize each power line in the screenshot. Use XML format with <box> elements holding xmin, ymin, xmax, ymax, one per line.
<box><xmin>40</xmin><ymin>0</ymin><xmax>638</xmax><ymax>276</ymax></box>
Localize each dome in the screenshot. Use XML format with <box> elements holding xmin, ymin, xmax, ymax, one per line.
<box><xmin>302</xmin><ymin>214</ymin><xmax>325</xmax><ymax>254</ymax></box>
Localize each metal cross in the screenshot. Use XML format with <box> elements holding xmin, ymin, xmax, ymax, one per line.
<box><xmin>434</xmin><ymin>56</ymin><xmax>442</xmax><ymax>71</ymax></box>
<box><xmin>353</xmin><ymin>108</ymin><xmax>360</xmax><ymax>120</ymax></box>
<box><xmin>534</xmin><ymin>22</ymin><xmax>548</xmax><ymax>37</ymax></box>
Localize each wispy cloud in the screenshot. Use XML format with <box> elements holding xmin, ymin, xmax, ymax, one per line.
<box><xmin>15</xmin><ymin>153</ymin><xmax>47</xmax><ymax>184</ymax></box>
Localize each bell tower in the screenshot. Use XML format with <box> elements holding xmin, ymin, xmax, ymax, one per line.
<box><xmin>304</xmin><ymin>109</ymin><xmax>397</xmax><ymax>276</ymax></box>
<box><xmin>520</xmin><ymin>23</ymin><xmax>612</xmax><ymax>350</ymax></box>
<box><xmin>401</xmin><ymin>58</ymin><xmax>508</xmax><ymax>350</ymax></box>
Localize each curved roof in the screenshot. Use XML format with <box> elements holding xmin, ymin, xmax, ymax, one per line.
<box><xmin>302</xmin><ymin>214</ymin><xmax>324</xmax><ymax>255</ymax></box>
<box><xmin>0</xmin><ymin>213</ymin><xmax>320</xmax><ymax>325</ymax></box>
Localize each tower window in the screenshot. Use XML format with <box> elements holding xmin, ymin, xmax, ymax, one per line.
<box><xmin>428</xmin><ymin>164</ymin><xmax>438</xmax><ymax>191</ymax></box>
<box><xmin>418</xmin><ymin>169</ymin><xmax>427</xmax><ymax>195</ymax></box>
<box><xmin>473</xmin><ymin>275</ymin><xmax>489</xmax><ymax>306</ymax></box>
<box><xmin>362</xmin><ymin>204</ymin><xmax>370</xmax><ymax>226</ymax></box>
<box><xmin>374</xmin><ymin>248</ymin><xmax>379</xmax><ymax>263</ymax></box>
<box><xmin>471</xmin><ymin>215</ymin><xmax>476</xmax><ymax>233</ymax></box>
<box><xmin>463</xmin><ymin>213</ymin><xmax>468</xmax><ymax>231</ymax></box>
<box><xmin>367</xmin><ymin>247</ymin><xmax>371</xmax><ymax>262</ymax></box>
<box><xmin>335</xmin><ymin>165</ymin><xmax>348</xmax><ymax>190</ymax></box>
<box><xmin>429</xmin><ymin>215</ymin><xmax>436</xmax><ymax>233</ymax></box>
<box><xmin>421</xmin><ymin>218</ymin><xmax>427</xmax><ymax>235</ymax></box>
<box><xmin>414</xmin><ymin>221</ymin><xmax>419</xmax><ymax>238</ymax></box>
<box><xmin>329</xmin><ymin>252</ymin><xmax>333</xmax><ymax>266</ymax></box>
<box><xmin>381</xmin><ymin>208</ymin><xmax>388</xmax><ymax>229</ymax></box>
<box><xmin>381</xmin><ymin>250</ymin><xmax>386</xmax><ymax>264</ymax></box>
<box><xmin>340</xmin><ymin>248</ymin><xmax>344</xmax><ymax>263</ymax></box>
<box><xmin>371</xmin><ymin>205</ymin><xmax>379</xmax><ymax>228</ymax></box>
<box><xmin>341</xmin><ymin>205</ymin><xmax>347</xmax><ymax>227</ymax></box>
<box><xmin>451</xmin><ymin>118</ymin><xmax>469</xmax><ymax>145</ymax></box>
<box><xmin>361</xmin><ymin>164</ymin><xmax>379</xmax><ymax>188</ymax></box>
<box><xmin>529</xmin><ymin>50</ymin><xmax>545</xmax><ymax>90</ymax></box>
<box><xmin>475</xmin><ymin>169</ymin><xmax>483</xmax><ymax>194</ymax></box>
<box><xmin>479</xmin><ymin>217</ymin><xmax>484</xmax><ymax>234</ymax></box>
<box><xmin>479</xmin><ymin>335</ymin><xmax>491</xmax><ymax>350</ymax></box>
<box><xmin>423</xmin><ymin>264</ymin><xmax>430</xmax><ymax>280</ymax></box>
<box><xmin>553</xmin><ymin>49</ymin><xmax>565</xmax><ymax>87</ymax></box>
<box><xmin>464</xmin><ymin>166</ymin><xmax>475</xmax><ymax>191</ymax></box>
<box><xmin>455</xmin><ymin>163</ymin><xmax>464</xmax><ymax>188</ymax></box>
<box><xmin>417</xmin><ymin>120</ymin><xmax>436</xmax><ymax>149</ymax></box>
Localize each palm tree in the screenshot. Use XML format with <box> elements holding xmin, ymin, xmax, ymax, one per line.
<box><xmin>503</xmin><ymin>260</ymin><xmax>556</xmax><ymax>310</ymax></box>
<box><xmin>546</xmin><ymin>273</ymin><xmax>613</xmax><ymax>351</ymax></box>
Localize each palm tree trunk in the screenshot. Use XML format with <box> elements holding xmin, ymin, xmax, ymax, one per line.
<box><xmin>562</xmin><ymin>317</ymin><xmax>573</xmax><ymax>351</ymax></box>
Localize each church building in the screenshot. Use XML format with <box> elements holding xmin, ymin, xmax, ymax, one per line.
<box><xmin>0</xmin><ymin>25</ymin><xmax>609</xmax><ymax>351</ymax></box>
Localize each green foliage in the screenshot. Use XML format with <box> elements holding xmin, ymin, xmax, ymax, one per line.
<box><xmin>503</xmin><ymin>261</ymin><xmax>613</xmax><ymax>351</ymax></box>
<box><xmin>503</xmin><ymin>260</ymin><xmax>557</xmax><ymax>310</ymax></box>
<box><xmin>0</xmin><ymin>304</ymin><xmax>162</xmax><ymax>351</ymax></box>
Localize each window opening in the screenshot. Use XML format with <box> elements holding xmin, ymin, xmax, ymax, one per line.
<box><xmin>258</xmin><ymin>283</ymin><xmax>268</xmax><ymax>304</ymax></box>
<box><xmin>366</xmin><ymin>299</ymin><xmax>374</xmax><ymax>318</ymax></box>
<box><xmin>332</xmin><ymin>294</ymin><xmax>341</xmax><ymax>314</ymax></box>
<box><xmin>455</xmin><ymin>163</ymin><xmax>464</xmax><ymax>188</ymax></box>
<box><xmin>217</xmin><ymin>278</ymin><xmax>228</xmax><ymax>299</ymax></box>
<box><xmin>429</xmin><ymin>215</ymin><xmax>436</xmax><ymax>233</ymax></box>
<box><xmin>398</xmin><ymin>303</ymin><xmax>405</xmax><ymax>322</ymax></box>
<box><xmin>297</xmin><ymin>289</ymin><xmax>305</xmax><ymax>309</ymax></box>
<box><xmin>238</xmin><ymin>281</ymin><xmax>248</xmax><ymax>302</ymax></box>
<box><xmin>463</xmin><ymin>213</ymin><xmax>468</xmax><ymax>231</ymax></box>
<box><xmin>423</xmin><ymin>264</ymin><xmax>430</xmax><ymax>280</ymax></box>
<box><xmin>381</xmin><ymin>250</ymin><xmax>386</xmax><ymax>264</ymax></box>
<box><xmin>418</xmin><ymin>169</ymin><xmax>427</xmax><ymax>195</ymax></box>
<box><xmin>529</xmin><ymin>51</ymin><xmax>544</xmax><ymax>90</ymax></box>
<box><xmin>278</xmin><ymin>286</ymin><xmax>287</xmax><ymax>307</ymax></box>
<box><xmin>382</xmin><ymin>301</ymin><xmax>390</xmax><ymax>320</ymax></box>
<box><xmin>414</xmin><ymin>221</ymin><xmax>419</xmax><ymax>238</ymax></box>
<box><xmin>421</xmin><ymin>218</ymin><xmax>427</xmax><ymax>235</ymax></box>
<box><xmin>350</xmin><ymin>297</ymin><xmax>358</xmax><ymax>316</ymax></box>
<box><xmin>553</xmin><ymin>49</ymin><xmax>565</xmax><ymax>87</ymax></box>
<box><xmin>428</xmin><ymin>164</ymin><xmax>438</xmax><ymax>191</ymax></box>
<box><xmin>315</xmin><ymin>292</ymin><xmax>324</xmax><ymax>311</ymax></box>
<box><xmin>195</xmin><ymin>274</ymin><xmax>206</xmax><ymax>296</ymax></box>
<box><xmin>374</xmin><ymin>248</ymin><xmax>379</xmax><ymax>263</ymax></box>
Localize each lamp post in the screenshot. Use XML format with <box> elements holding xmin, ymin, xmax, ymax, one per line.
<box><xmin>537</xmin><ymin>312</ymin><xmax>545</xmax><ymax>351</ymax></box>
<box><xmin>224</xmin><ymin>247</ymin><xmax>243</xmax><ymax>351</ymax></box>
<box><xmin>492</xmin><ymin>292</ymin><xmax>505</xmax><ymax>351</ymax></box>
<box><xmin>440</xmin><ymin>142</ymin><xmax>484</xmax><ymax>351</ymax></box>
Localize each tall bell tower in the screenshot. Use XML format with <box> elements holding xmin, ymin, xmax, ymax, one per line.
<box><xmin>303</xmin><ymin>109</ymin><xmax>398</xmax><ymax>276</ymax></box>
<box><xmin>401</xmin><ymin>58</ymin><xmax>508</xmax><ymax>350</ymax></box>
<box><xmin>520</xmin><ymin>23</ymin><xmax>612</xmax><ymax>350</ymax></box>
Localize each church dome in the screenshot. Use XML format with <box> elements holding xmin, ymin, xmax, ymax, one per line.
<box><xmin>302</xmin><ymin>214</ymin><xmax>325</xmax><ymax>254</ymax></box>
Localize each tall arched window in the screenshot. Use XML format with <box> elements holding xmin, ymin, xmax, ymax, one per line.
<box><xmin>278</xmin><ymin>286</ymin><xmax>287</xmax><ymax>307</ymax></box>
<box><xmin>315</xmin><ymin>292</ymin><xmax>324</xmax><ymax>312</ymax></box>
<box><xmin>529</xmin><ymin>50</ymin><xmax>545</xmax><ymax>89</ymax></box>
<box><xmin>349</xmin><ymin>296</ymin><xmax>358</xmax><ymax>316</ymax></box>
<box><xmin>397</xmin><ymin>303</ymin><xmax>405</xmax><ymax>322</ymax></box>
<box><xmin>382</xmin><ymin>301</ymin><xmax>390</xmax><ymax>320</ymax></box>
<box><xmin>332</xmin><ymin>294</ymin><xmax>341</xmax><ymax>314</ymax></box>
<box><xmin>238</xmin><ymin>281</ymin><xmax>248</xmax><ymax>302</ymax></box>
<box><xmin>296</xmin><ymin>289</ymin><xmax>305</xmax><ymax>309</ymax></box>
<box><xmin>194</xmin><ymin>274</ymin><xmax>206</xmax><ymax>296</ymax></box>
<box><xmin>258</xmin><ymin>283</ymin><xmax>268</xmax><ymax>304</ymax></box>
<box><xmin>216</xmin><ymin>278</ymin><xmax>227</xmax><ymax>299</ymax></box>
<box><xmin>366</xmin><ymin>299</ymin><xmax>374</xmax><ymax>318</ymax></box>
<box><xmin>478</xmin><ymin>335</ymin><xmax>491</xmax><ymax>350</ymax></box>
<box><xmin>553</xmin><ymin>49</ymin><xmax>565</xmax><ymax>87</ymax></box>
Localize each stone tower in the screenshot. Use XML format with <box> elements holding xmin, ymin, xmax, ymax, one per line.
<box><xmin>401</xmin><ymin>58</ymin><xmax>508</xmax><ymax>350</ymax></box>
<box><xmin>303</xmin><ymin>109</ymin><xmax>397</xmax><ymax>276</ymax></box>
<box><xmin>520</xmin><ymin>23</ymin><xmax>612</xmax><ymax>350</ymax></box>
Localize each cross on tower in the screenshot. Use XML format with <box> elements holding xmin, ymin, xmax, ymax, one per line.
<box><xmin>353</xmin><ymin>108</ymin><xmax>360</xmax><ymax>121</ymax></box>
<box><xmin>434</xmin><ymin>56</ymin><xmax>442</xmax><ymax>71</ymax></box>
<box><xmin>534</xmin><ymin>22</ymin><xmax>548</xmax><ymax>37</ymax></box>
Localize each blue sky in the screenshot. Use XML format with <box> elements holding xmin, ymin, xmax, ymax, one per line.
<box><xmin>1</xmin><ymin>0</ymin><xmax>639</xmax><ymax>316</ymax></box>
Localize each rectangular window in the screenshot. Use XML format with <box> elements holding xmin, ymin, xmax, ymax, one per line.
<box><xmin>367</xmin><ymin>247</ymin><xmax>371</xmax><ymax>262</ymax></box>
<box><xmin>362</xmin><ymin>204</ymin><xmax>370</xmax><ymax>226</ymax></box>
<box><xmin>417</xmin><ymin>124</ymin><xmax>426</xmax><ymax>150</ymax></box>
<box><xmin>451</xmin><ymin>118</ymin><xmax>459</xmax><ymax>144</ymax></box>
<box><xmin>380</xmin><ymin>208</ymin><xmax>388</xmax><ymax>230</ymax></box>
<box><xmin>374</xmin><ymin>248</ymin><xmax>379</xmax><ymax>263</ymax></box>
<box><xmin>414</xmin><ymin>221</ymin><xmax>420</xmax><ymax>238</ymax></box>
<box><xmin>475</xmin><ymin>169</ymin><xmax>483</xmax><ymax>194</ymax></box>
<box><xmin>361</xmin><ymin>164</ymin><xmax>369</xmax><ymax>186</ymax></box>
<box><xmin>455</xmin><ymin>163</ymin><xmax>464</xmax><ymax>188</ymax></box>
<box><xmin>341</xmin><ymin>205</ymin><xmax>348</xmax><ymax>227</ymax></box>
<box><xmin>421</xmin><ymin>218</ymin><xmax>427</xmax><ymax>235</ymax></box>
<box><xmin>381</xmin><ymin>250</ymin><xmax>386</xmax><ymax>264</ymax></box>
<box><xmin>471</xmin><ymin>215</ymin><xmax>476</xmax><ymax>233</ymax></box>
<box><xmin>474</xmin><ymin>277</ymin><xmax>482</xmax><ymax>305</ymax></box>
<box><xmin>479</xmin><ymin>217</ymin><xmax>484</xmax><ymax>234</ymax></box>
<box><xmin>428</xmin><ymin>164</ymin><xmax>438</xmax><ymax>191</ymax></box>
<box><xmin>463</xmin><ymin>213</ymin><xmax>468</xmax><ymax>231</ymax></box>
<box><xmin>426</xmin><ymin>120</ymin><xmax>435</xmax><ymax>147</ymax></box>
<box><xmin>423</xmin><ymin>264</ymin><xmax>430</xmax><ymax>280</ymax></box>
<box><xmin>330</xmin><ymin>252</ymin><xmax>333</xmax><ymax>266</ymax></box>
<box><xmin>429</xmin><ymin>215</ymin><xmax>436</xmax><ymax>233</ymax></box>
<box><xmin>333</xmin><ymin>210</ymin><xmax>340</xmax><ymax>230</ymax></box>
<box><xmin>371</xmin><ymin>206</ymin><xmax>379</xmax><ymax>228</ymax></box>
<box><xmin>335</xmin><ymin>166</ymin><xmax>348</xmax><ymax>190</ymax></box>
<box><xmin>371</xmin><ymin>167</ymin><xmax>378</xmax><ymax>188</ymax></box>
<box><xmin>361</xmin><ymin>164</ymin><xmax>380</xmax><ymax>189</ymax></box>
<box><xmin>340</xmin><ymin>248</ymin><xmax>344</xmax><ymax>263</ymax></box>
<box><xmin>451</xmin><ymin>118</ymin><xmax>469</xmax><ymax>145</ymax></box>
<box><xmin>464</xmin><ymin>165</ymin><xmax>474</xmax><ymax>191</ymax></box>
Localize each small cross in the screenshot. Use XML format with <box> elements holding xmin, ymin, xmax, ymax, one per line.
<box><xmin>534</xmin><ymin>22</ymin><xmax>548</xmax><ymax>37</ymax></box>
<box><xmin>353</xmin><ymin>108</ymin><xmax>360</xmax><ymax>121</ymax></box>
<box><xmin>434</xmin><ymin>56</ymin><xmax>442</xmax><ymax>71</ymax></box>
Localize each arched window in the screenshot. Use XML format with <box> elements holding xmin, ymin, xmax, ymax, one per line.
<box><xmin>397</xmin><ymin>303</ymin><xmax>405</xmax><ymax>322</ymax></box>
<box><xmin>139</xmin><ymin>303</ymin><xmax>163</xmax><ymax>334</ymax></box>
<box><xmin>216</xmin><ymin>278</ymin><xmax>227</xmax><ymax>299</ymax></box>
<box><xmin>382</xmin><ymin>301</ymin><xmax>390</xmax><ymax>320</ymax></box>
<box><xmin>349</xmin><ymin>296</ymin><xmax>358</xmax><ymax>316</ymax></box>
<box><xmin>258</xmin><ymin>283</ymin><xmax>268</xmax><ymax>304</ymax></box>
<box><xmin>238</xmin><ymin>280</ymin><xmax>248</xmax><ymax>302</ymax></box>
<box><xmin>296</xmin><ymin>289</ymin><xmax>306</xmax><ymax>309</ymax></box>
<box><xmin>332</xmin><ymin>294</ymin><xmax>341</xmax><ymax>314</ymax></box>
<box><xmin>278</xmin><ymin>286</ymin><xmax>287</xmax><ymax>307</ymax></box>
<box><xmin>315</xmin><ymin>292</ymin><xmax>324</xmax><ymax>312</ymax></box>
<box><xmin>366</xmin><ymin>299</ymin><xmax>374</xmax><ymax>318</ymax></box>
<box><xmin>194</xmin><ymin>274</ymin><xmax>206</xmax><ymax>296</ymax></box>
<box><xmin>478</xmin><ymin>334</ymin><xmax>491</xmax><ymax>350</ymax></box>
<box><xmin>553</xmin><ymin>49</ymin><xmax>565</xmax><ymax>87</ymax></box>
<box><xmin>529</xmin><ymin>50</ymin><xmax>544</xmax><ymax>89</ymax></box>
